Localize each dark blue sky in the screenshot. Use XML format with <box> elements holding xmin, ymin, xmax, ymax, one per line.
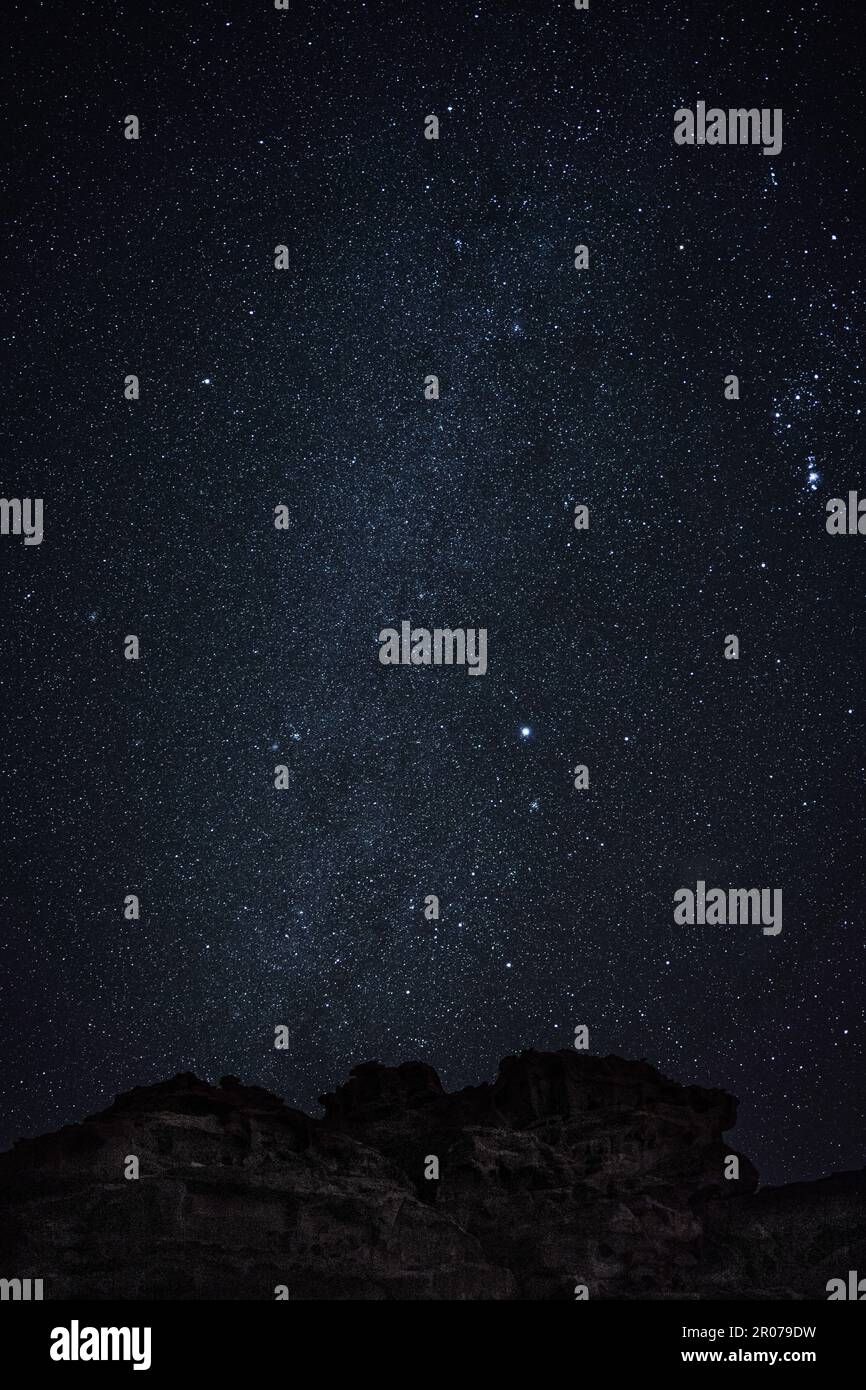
<box><xmin>1</xmin><ymin>0</ymin><xmax>863</xmax><ymax>1186</ymax></box>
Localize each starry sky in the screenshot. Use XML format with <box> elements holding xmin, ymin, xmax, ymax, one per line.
<box><xmin>1</xmin><ymin>0</ymin><xmax>864</xmax><ymax>1186</ymax></box>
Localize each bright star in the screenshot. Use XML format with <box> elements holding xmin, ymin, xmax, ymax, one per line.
<box><xmin>520</xmin><ymin>726</ymin><xmax>531</xmax><ymax>738</ymax></box>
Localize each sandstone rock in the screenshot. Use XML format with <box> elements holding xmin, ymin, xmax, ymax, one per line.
<box><xmin>0</xmin><ymin>1051</ymin><xmax>860</xmax><ymax>1299</ymax></box>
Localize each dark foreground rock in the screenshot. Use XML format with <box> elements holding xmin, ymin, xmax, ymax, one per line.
<box><xmin>0</xmin><ymin>1050</ymin><xmax>862</xmax><ymax>1299</ymax></box>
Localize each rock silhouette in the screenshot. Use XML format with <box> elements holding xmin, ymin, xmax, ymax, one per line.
<box><xmin>0</xmin><ymin>1050</ymin><xmax>862</xmax><ymax>1299</ymax></box>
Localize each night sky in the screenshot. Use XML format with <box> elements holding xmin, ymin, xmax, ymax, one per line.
<box><xmin>1</xmin><ymin>0</ymin><xmax>864</xmax><ymax>1187</ymax></box>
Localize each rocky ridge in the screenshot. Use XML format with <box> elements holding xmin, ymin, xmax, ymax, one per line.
<box><xmin>0</xmin><ymin>1050</ymin><xmax>862</xmax><ymax>1299</ymax></box>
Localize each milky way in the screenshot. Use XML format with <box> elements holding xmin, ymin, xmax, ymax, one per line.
<box><xmin>1</xmin><ymin>0</ymin><xmax>863</xmax><ymax>1184</ymax></box>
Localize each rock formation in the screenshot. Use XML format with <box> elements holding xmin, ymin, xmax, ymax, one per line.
<box><xmin>0</xmin><ymin>1050</ymin><xmax>861</xmax><ymax>1299</ymax></box>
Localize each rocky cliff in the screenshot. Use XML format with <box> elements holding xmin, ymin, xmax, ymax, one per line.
<box><xmin>0</xmin><ymin>1050</ymin><xmax>862</xmax><ymax>1299</ymax></box>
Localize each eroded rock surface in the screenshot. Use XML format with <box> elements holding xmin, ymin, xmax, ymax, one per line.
<box><xmin>0</xmin><ymin>1051</ymin><xmax>861</xmax><ymax>1299</ymax></box>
